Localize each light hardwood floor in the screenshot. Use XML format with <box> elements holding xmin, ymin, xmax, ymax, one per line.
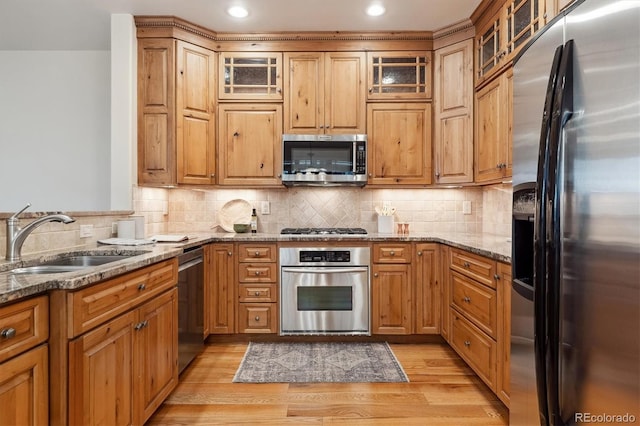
<box><xmin>147</xmin><ymin>342</ymin><xmax>508</xmax><ymax>425</ymax></box>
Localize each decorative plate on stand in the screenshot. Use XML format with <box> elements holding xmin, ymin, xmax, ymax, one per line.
<box><xmin>218</xmin><ymin>199</ymin><xmax>252</xmax><ymax>232</ymax></box>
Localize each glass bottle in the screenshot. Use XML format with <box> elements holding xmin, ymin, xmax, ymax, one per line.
<box><xmin>250</xmin><ymin>208</ymin><xmax>258</xmax><ymax>233</ymax></box>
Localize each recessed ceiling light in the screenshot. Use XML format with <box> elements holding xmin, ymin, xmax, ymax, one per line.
<box><xmin>366</xmin><ymin>4</ymin><xmax>386</xmax><ymax>17</ymax></box>
<box><xmin>227</xmin><ymin>6</ymin><xmax>249</xmax><ymax>18</ymax></box>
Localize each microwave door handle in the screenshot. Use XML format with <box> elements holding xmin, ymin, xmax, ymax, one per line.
<box><xmin>281</xmin><ymin>267</ymin><xmax>369</xmax><ymax>274</ymax></box>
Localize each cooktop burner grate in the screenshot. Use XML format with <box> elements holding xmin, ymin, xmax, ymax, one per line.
<box><xmin>280</xmin><ymin>227</ymin><xmax>368</xmax><ymax>235</ymax></box>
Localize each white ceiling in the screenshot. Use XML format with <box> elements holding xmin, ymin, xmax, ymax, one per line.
<box><xmin>0</xmin><ymin>0</ymin><xmax>482</xmax><ymax>50</ymax></box>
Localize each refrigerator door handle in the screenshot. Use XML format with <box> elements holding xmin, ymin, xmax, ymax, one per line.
<box><xmin>534</xmin><ymin>43</ymin><xmax>565</xmax><ymax>426</ymax></box>
<box><xmin>545</xmin><ymin>39</ymin><xmax>575</xmax><ymax>426</ymax></box>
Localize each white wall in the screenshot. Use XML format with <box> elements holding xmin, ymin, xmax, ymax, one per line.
<box><xmin>0</xmin><ymin>14</ymin><xmax>137</xmax><ymax>213</ymax></box>
<box><xmin>0</xmin><ymin>50</ymin><xmax>111</xmax><ymax>212</ymax></box>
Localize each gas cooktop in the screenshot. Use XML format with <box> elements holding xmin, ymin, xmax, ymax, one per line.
<box><xmin>280</xmin><ymin>227</ymin><xmax>368</xmax><ymax>235</ymax></box>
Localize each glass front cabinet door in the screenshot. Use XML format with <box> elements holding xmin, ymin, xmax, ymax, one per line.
<box><xmin>218</xmin><ymin>52</ymin><xmax>283</xmax><ymax>101</ymax></box>
<box><xmin>367</xmin><ymin>51</ymin><xmax>432</xmax><ymax>100</ymax></box>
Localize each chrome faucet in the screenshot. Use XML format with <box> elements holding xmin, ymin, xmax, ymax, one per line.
<box><xmin>5</xmin><ymin>203</ymin><xmax>75</xmax><ymax>261</ymax></box>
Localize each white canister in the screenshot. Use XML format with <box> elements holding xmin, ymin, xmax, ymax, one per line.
<box><xmin>377</xmin><ymin>215</ymin><xmax>394</xmax><ymax>234</ymax></box>
<box><xmin>131</xmin><ymin>215</ymin><xmax>145</xmax><ymax>239</ymax></box>
<box><xmin>117</xmin><ymin>219</ymin><xmax>136</xmax><ymax>239</ymax></box>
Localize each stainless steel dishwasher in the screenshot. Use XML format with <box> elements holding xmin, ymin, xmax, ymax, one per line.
<box><xmin>177</xmin><ymin>246</ymin><xmax>204</xmax><ymax>374</ymax></box>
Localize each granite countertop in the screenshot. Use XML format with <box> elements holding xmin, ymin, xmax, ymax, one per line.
<box><xmin>0</xmin><ymin>231</ymin><xmax>511</xmax><ymax>305</ymax></box>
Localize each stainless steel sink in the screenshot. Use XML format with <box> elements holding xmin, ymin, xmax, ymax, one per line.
<box><xmin>10</xmin><ymin>254</ymin><xmax>142</xmax><ymax>275</ymax></box>
<box><xmin>10</xmin><ymin>265</ymin><xmax>86</xmax><ymax>275</ymax></box>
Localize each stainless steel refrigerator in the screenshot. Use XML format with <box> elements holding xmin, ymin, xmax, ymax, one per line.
<box><xmin>510</xmin><ymin>0</ymin><xmax>640</xmax><ymax>424</ymax></box>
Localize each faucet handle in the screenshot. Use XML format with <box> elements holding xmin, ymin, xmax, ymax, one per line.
<box><xmin>9</xmin><ymin>203</ymin><xmax>31</xmax><ymax>221</ymax></box>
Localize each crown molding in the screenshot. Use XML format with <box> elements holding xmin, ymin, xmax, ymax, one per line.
<box><xmin>135</xmin><ymin>16</ymin><xmax>434</xmax><ymax>43</ymax></box>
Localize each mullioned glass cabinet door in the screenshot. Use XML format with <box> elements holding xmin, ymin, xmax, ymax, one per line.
<box><xmin>367</xmin><ymin>51</ymin><xmax>432</xmax><ymax>100</ymax></box>
<box><xmin>218</xmin><ymin>52</ymin><xmax>283</xmax><ymax>100</ymax></box>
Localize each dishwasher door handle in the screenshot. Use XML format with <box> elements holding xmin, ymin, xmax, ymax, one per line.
<box><xmin>179</xmin><ymin>257</ymin><xmax>203</xmax><ymax>272</ymax></box>
<box><xmin>281</xmin><ymin>267</ymin><xmax>368</xmax><ymax>274</ymax></box>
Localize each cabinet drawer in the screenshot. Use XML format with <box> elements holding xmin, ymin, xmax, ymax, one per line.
<box><xmin>450</xmin><ymin>271</ymin><xmax>497</xmax><ymax>338</ymax></box>
<box><xmin>373</xmin><ymin>243</ymin><xmax>411</xmax><ymax>263</ymax></box>
<box><xmin>238</xmin><ymin>244</ymin><xmax>277</xmax><ymax>262</ymax></box>
<box><xmin>68</xmin><ymin>259</ymin><xmax>178</xmax><ymax>338</ymax></box>
<box><xmin>239</xmin><ymin>284</ymin><xmax>277</xmax><ymax>302</ymax></box>
<box><xmin>238</xmin><ymin>263</ymin><xmax>277</xmax><ymax>283</ymax></box>
<box><xmin>450</xmin><ymin>248</ymin><xmax>497</xmax><ymax>288</ymax></box>
<box><xmin>237</xmin><ymin>303</ymin><xmax>277</xmax><ymax>333</ymax></box>
<box><xmin>451</xmin><ymin>309</ymin><xmax>496</xmax><ymax>391</ymax></box>
<box><xmin>0</xmin><ymin>295</ymin><xmax>48</xmax><ymax>363</ymax></box>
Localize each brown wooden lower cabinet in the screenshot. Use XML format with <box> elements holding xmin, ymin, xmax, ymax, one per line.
<box><xmin>0</xmin><ymin>344</ymin><xmax>48</xmax><ymax>426</ymax></box>
<box><xmin>0</xmin><ymin>295</ymin><xmax>49</xmax><ymax>426</ymax></box>
<box><xmin>444</xmin><ymin>246</ymin><xmax>511</xmax><ymax>406</ymax></box>
<box><xmin>49</xmin><ymin>259</ymin><xmax>178</xmax><ymax>425</ymax></box>
<box><xmin>451</xmin><ymin>309</ymin><xmax>497</xmax><ymax>389</ymax></box>
<box><xmin>207</xmin><ymin>243</ymin><xmax>236</xmax><ymax>334</ymax></box>
<box><xmin>68</xmin><ymin>288</ymin><xmax>178</xmax><ymax>426</ymax></box>
<box><xmin>414</xmin><ymin>243</ymin><xmax>440</xmax><ymax>334</ymax></box>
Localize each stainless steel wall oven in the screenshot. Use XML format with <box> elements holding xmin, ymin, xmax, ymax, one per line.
<box><xmin>279</xmin><ymin>246</ymin><xmax>370</xmax><ymax>335</ymax></box>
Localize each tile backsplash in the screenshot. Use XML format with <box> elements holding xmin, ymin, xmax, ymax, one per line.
<box><xmin>134</xmin><ymin>184</ymin><xmax>512</xmax><ymax>237</ymax></box>
<box><xmin>0</xmin><ymin>184</ymin><xmax>512</xmax><ymax>258</ymax></box>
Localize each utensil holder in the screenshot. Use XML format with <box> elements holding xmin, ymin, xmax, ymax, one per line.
<box><xmin>377</xmin><ymin>215</ymin><xmax>394</xmax><ymax>234</ymax></box>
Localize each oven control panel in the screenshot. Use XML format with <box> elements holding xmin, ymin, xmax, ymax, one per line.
<box><xmin>299</xmin><ymin>250</ymin><xmax>351</xmax><ymax>263</ymax></box>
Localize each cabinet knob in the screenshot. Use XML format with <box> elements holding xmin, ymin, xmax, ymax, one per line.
<box><xmin>254</xmin><ymin>316</ymin><xmax>260</xmax><ymax>322</ymax></box>
<box><xmin>494</xmin><ymin>274</ymin><xmax>501</xmax><ymax>280</ymax></box>
<box><xmin>233</xmin><ymin>131</ymin><xmax>239</xmax><ymax>137</ymax></box>
<box><xmin>463</xmin><ymin>262</ymin><xmax>470</xmax><ymax>268</ymax></box>
<box><xmin>255</xmin><ymin>291</ymin><xmax>261</xmax><ymax>296</ymax></box>
<box><xmin>138</xmin><ymin>283</ymin><xmax>146</xmax><ymax>291</ymax></box>
<box><xmin>277</xmin><ymin>88</ymin><xmax>282</xmax><ymax>93</ymax></box>
<box><xmin>255</xmin><ymin>251</ymin><xmax>260</xmax><ymax>256</ymax></box>
<box><xmin>374</xmin><ymin>273</ymin><xmax>378</xmax><ymax>277</ymax></box>
<box><xmin>464</xmin><ymin>340</ymin><xmax>471</xmax><ymax>347</ymax></box>
<box><xmin>255</xmin><ymin>271</ymin><xmax>260</xmax><ymax>276</ymax></box>
<box><xmin>417</xmin><ymin>251</ymin><xmax>423</xmax><ymax>256</ymax></box>
<box><xmin>1</xmin><ymin>328</ymin><xmax>16</xmax><ymax>339</ymax></box>
<box><xmin>389</xmin><ymin>250</ymin><xmax>395</xmax><ymax>256</ymax></box>
<box><xmin>228</xmin><ymin>251</ymin><xmax>232</xmax><ymax>256</ymax></box>
<box><xmin>435</xmin><ymin>172</ymin><xmax>440</xmax><ymax>178</ymax></box>
<box><xmin>368</xmin><ymin>173</ymin><xmax>373</xmax><ymax>177</ymax></box>
<box><xmin>210</xmin><ymin>173</ymin><xmax>215</xmax><ymax>178</ymax></box>
<box><xmin>463</xmin><ymin>296</ymin><xmax>471</xmax><ymax>303</ymax></box>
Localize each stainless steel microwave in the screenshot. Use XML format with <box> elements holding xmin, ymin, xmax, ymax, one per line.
<box><xmin>281</xmin><ymin>134</ymin><xmax>367</xmax><ymax>186</ymax></box>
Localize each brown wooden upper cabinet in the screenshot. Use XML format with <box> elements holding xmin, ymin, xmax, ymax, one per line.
<box><xmin>218</xmin><ymin>103</ymin><xmax>283</xmax><ymax>186</ymax></box>
<box><xmin>367</xmin><ymin>102</ymin><xmax>432</xmax><ymax>185</ymax></box>
<box><xmin>284</xmin><ymin>52</ymin><xmax>366</xmax><ymax>134</ymax></box>
<box><xmin>474</xmin><ymin>0</ymin><xmax>546</xmax><ymax>85</ymax></box>
<box><xmin>474</xmin><ymin>68</ymin><xmax>512</xmax><ymax>183</ymax></box>
<box><xmin>137</xmin><ymin>38</ymin><xmax>216</xmax><ymax>186</ymax></box>
<box><xmin>433</xmin><ymin>39</ymin><xmax>474</xmax><ymax>184</ymax></box>
<box><xmin>218</xmin><ymin>52</ymin><xmax>283</xmax><ymax>101</ymax></box>
<box><xmin>367</xmin><ymin>51</ymin><xmax>432</xmax><ymax>101</ymax></box>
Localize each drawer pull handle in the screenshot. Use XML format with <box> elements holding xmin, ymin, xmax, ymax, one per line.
<box><xmin>138</xmin><ymin>283</ymin><xmax>146</xmax><ymax>291</ymax></box>
<box><xmin>463</xmin><ymin>296</ymin><xmax>471</xmax><ymax>303</ymax></box>
<box><xmin>389</xmin><ymin>250</ymin><xmax>395</xmax><ymax>256</ymax></box>
<box><xmin>255</xmin><ymin>291</ymin><xmax>261</xmax><ymax>296</ymax></box>
<box><xmin>254</xmin><ymin>251</ymin><xmax>260</xmax><ymax>256</ymax></box>
<box><xmin>134</xmin><ymin>320</ymin><xmax>148</xmax><ymax>331</ymax></box>
<box><xmin>255</xmin><ymin>271</ymin><xmax>260</xmax><ymax>276</ymax></box>
<box><xmin>1</xmin><ymin>328</ymin><xmax>16</xmax><ymax>339</ymax></box>
<box><xmin>464</xmin><ymin>340</ymin><xmax>471</xmax><ymax>347</ymax></box>
<box><xmin>463</xmin><ymin>262</ymin><xmax>470</xmax><ymax>268</ymax></box>
<box><xmin>254</xmin><ymin>316</ymin><xmax>260</xmax><ymax>322</ymax></box>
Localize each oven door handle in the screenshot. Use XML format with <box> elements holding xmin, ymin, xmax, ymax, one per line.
<box><xmin>281</xmin><ymin>267</ymin><xmax>368</xmax><ymax>274</ymax></box>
